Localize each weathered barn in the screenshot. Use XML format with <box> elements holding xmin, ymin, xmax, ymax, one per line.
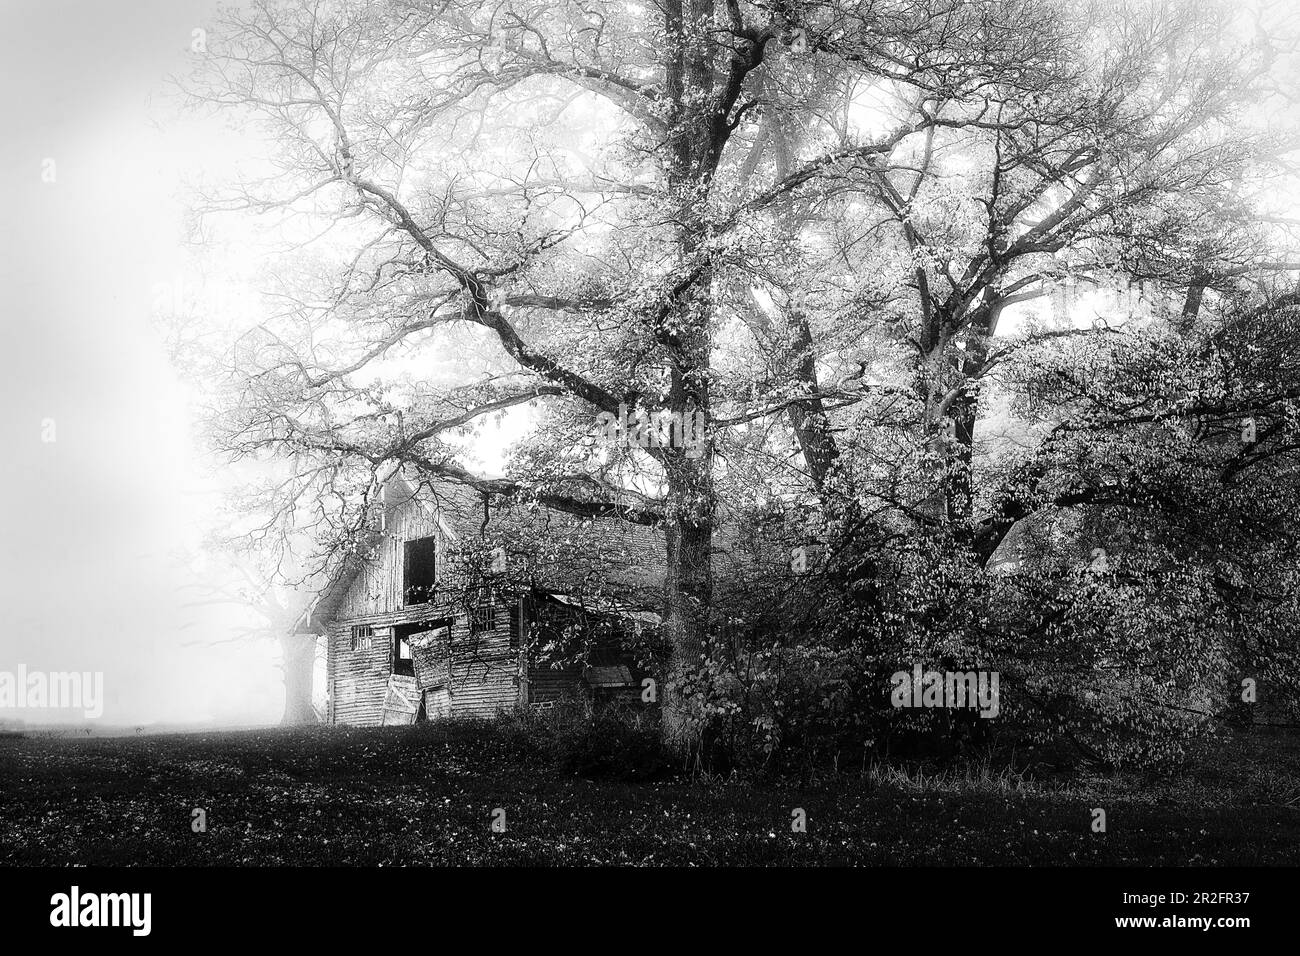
<box><xmin>299</xmin><ymin>472</ymin><xmax>664</xmax><ymax>726</ymax></box>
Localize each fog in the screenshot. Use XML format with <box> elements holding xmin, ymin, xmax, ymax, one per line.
<box><xmin>0</xmin><ymin>0</ymin><xmax>286</xmax><ymax>727</ymax></box>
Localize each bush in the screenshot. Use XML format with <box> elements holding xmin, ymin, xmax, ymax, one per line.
<box><xmin>505</xmin><ymin>699</ymin><xmax>674</xmax><ymax>781</ymax></box>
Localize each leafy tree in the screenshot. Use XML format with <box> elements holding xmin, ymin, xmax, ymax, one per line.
<box><xmin>181</xmin><ymin>0</ymin><xmax>1299</xmax><ymax>756</ymax></box>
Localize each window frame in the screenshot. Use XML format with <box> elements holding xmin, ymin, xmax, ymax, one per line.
<box><xmin>402</xmin><ymin>536</ymin><xmax>438</xmax><ymax>607</ymax></box>
<box><xmin>349</xmin><ymin>624</ymin><xmax>374</xmax><ymax>652</ymax></box>
<box><xmin>392</xmin><ymin>629</ymin><xmax>416</xmax><ymax>676</ymax></box>
<box><xmin>395</xmin><ymin>619</ymin><xmax>451</xmax><ymax>683</ymax></box>
<box><xmin>470</xmin><ymin>602</ymin><xmax>497</xmax><ymax>635</ymax></box>
<box><xmin>470</xmin><ymin>584</ymin><xmax>498</xmax><ymax>635</ymax></box>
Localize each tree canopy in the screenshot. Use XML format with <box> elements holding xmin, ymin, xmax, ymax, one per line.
<box><xmin>178</xmin><ymin>0</ymin><xmax>1300</xmax><ymax>762</ymax></box>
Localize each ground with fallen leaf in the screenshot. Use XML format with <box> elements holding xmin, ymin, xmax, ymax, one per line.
<box><xmin>1</xmin><ymin>722</ymin><xmax>1296</xmax><ymax>865</ymax></box>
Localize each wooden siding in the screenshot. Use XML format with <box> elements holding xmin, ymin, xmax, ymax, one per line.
<box><xmin>526</xmin><ymin>661</ymin><xmax>586</xmax><ymax>705</ymax></box>
<box><xmin>424</xmin><ymin>686</ymin><xmax>450</xmax><ymax>719</ymax></box>
<box><xmin>523</xmin><ymin>596</ymin><xmax>651</xmax><ymax>707</ymax></box>
<box><xmin>324</xmin><ymin>481</ymin><xmax>652</xmax><ymax>725</ymax></box>
<box><xmin>330</xmin><ymin>611</ymin><xmax>522</xmax><ymax>725</ymax></box>
<box><xmin>447</xmin><ymin>623</ymin><xmax>519</xmax><ymax>718</ymax></box>
<box><xmin>328</xmin><ymin>598</ymin><xmax>651</xmax><ymax>723</ymax></box>
<box><xmin>328</xmin><ymin>621</ymin><xmax>391</xmax><ymax>726</ymax></box>
<box><xmin>336</xmin><ymin>500</ymin><xmax>446</xmax><ymax>619</ymax></box>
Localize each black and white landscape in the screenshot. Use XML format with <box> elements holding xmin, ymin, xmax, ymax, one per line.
<box><xmin>3</xmin><ymin>0</ymin><xmax>1300</xmax><ymax>903</ymax></box>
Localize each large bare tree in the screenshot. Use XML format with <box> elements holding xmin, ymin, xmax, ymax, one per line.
<box><xmin>183</xmin><ymin>0</ymin><xmax>1298</xmax><ymax>750</ymax></box>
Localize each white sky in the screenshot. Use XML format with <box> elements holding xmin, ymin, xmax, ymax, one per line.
<box><xmin>0</xmin><ymin>0</ymin><xmax>530</xmax><ymax>728</ymax></box>
<box><xmin>0</xmin><ymin>0</ymin><xmax>289</xmax><ymax>727</ymax></box>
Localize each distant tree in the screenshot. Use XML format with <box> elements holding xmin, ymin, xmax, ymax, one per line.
<box><xmin>180</xmin><ymin>552</ymin><xmax>321</xmax><ymax>726</ymax></box>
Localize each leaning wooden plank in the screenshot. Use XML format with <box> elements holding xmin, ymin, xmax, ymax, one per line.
<box><xmin>411</xmin><ymin>633</ymin><xmax>451</xmax><ymax>691</ymax></box>
<box><xmin>380</xmin><ymin>675</ymin><xmax>419</xmax><ymax>725</ymax></box>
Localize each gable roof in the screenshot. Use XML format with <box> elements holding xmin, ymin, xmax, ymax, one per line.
<box><xmin>295</xmin><ymin>470</ymin><xmax>462</xmax><ymax>631</ymax></box>
<box><xmin>298</xmin><ymin>468</ymin><xmax>667</xmax><ymax>631</ymax></box>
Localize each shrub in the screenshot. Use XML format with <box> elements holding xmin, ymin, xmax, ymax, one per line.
<box><xmin>501</xmin><ymin>699</ymin><xmax>675</xmax><ymax>781</ymax></box>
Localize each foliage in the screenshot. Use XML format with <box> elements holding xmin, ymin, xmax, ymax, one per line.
<box><xmin>689</xmin><ymin>295</ymin><xmax>1300</xmax><ymax>771</ymax></box>
<box><xmin>504</xmin><ymin>700</ymin><xmax>676</xmax><ymax>781</ymax></box>
<box><xmin>172</xmin><ymin>0</ymin><xmax>1300</xmax><ymax>756</ymax></box>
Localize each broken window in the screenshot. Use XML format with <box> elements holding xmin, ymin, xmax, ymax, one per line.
<box><xmin>403</xmin><ymin>536</ymin><xmax>437</xmax><ymax>606</ymax></box>
<box><xmin>393</xmin><ymin>630</ymin><xmax>415</xmax><ymax>676</ymax></box>
<box><xmin>470</xmin><ymin>604</ymin><xmax>496</xmax><ymax>634</ymax></box>
<box><xmin>349</xmin><ymin>624</ymin><xmax>373</xmax><ymax>651</ymax></box>
<box><xmin>470</xmin><ymin>587</ymin><xmax>497</xmax><ymax>634</ymax></box>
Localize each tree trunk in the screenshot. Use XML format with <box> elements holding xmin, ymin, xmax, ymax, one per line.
<box><xmin>278</xmin><ymin>631</ymin><xmax>319</xmax><ymax>726</ymax></box>
<box><xmin>768</xmin><ymin>116</ymin><xmax>839</xmax><ymax>493</ymax></box>
<box><xmin>942</xmin><ymin>388</ymin><xmax>978</xmax><ymax>530</ymax></box>
<box><xmin>932</xmin><ymin>300</ymin><xmax>1000</xmax><ymax>532</ymax></box>
<box><xmin>660</xmin><ymin>501</ymin><xmax>713</xmax><ymax>753</ymax></box>
<box><xmin>787</xmin><ymin>314</ymin><xmax>840</xmax><ymax>491</ymax></box>
<box><xmin>657</xmin><ymin>285</ymin><xmax>715</xmax><ymax>756</ymax></box>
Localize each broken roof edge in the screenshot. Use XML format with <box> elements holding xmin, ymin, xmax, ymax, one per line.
<box><xmin>297</xmin><ymin>467</ymin><xmax>665</xmax><ymax>633</ymax></box>
<box><xmin>544</xmin><ymin>591</ymin><xmax>662</xmax><ymax>626</ymax></box>
<box><xmin>297</xmin><ymin>467</ymin><xmax>427</xmax><ymax>633</ymax></box>
<box><xmin>299</xmin><ymin>581</ymin><xmax>664</xmax><ymax>637</ymax></box>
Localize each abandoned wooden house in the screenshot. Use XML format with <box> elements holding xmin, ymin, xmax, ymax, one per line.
<box><xmin>298</xmin><ymin>472</ymin><xmax>664</xmax><ymax>726</ymax></box>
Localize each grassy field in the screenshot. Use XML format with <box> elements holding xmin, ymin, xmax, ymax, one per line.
<box><xmin>1</xmin><ymin>721</ymin><xmax>1298</xmax><ymax>865</ymax></box>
